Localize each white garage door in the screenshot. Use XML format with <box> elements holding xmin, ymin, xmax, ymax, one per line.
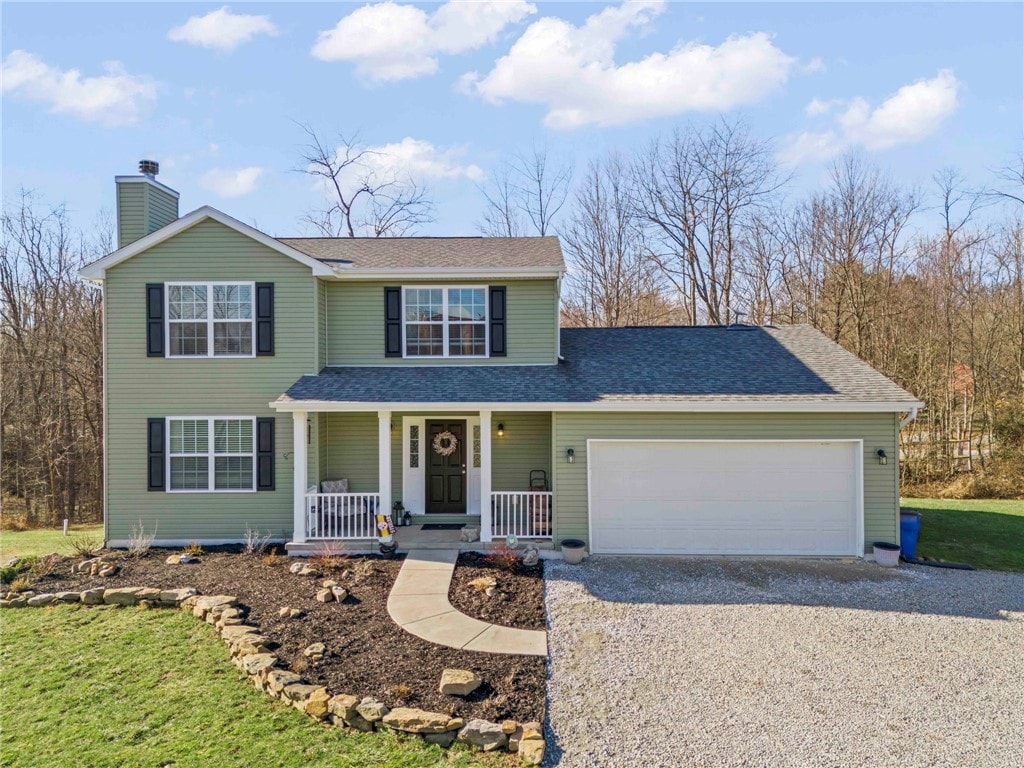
<box><xmin>588</xmin><ymin>440</ymin><xmax>861</xmax><ymax>556</ymax></box>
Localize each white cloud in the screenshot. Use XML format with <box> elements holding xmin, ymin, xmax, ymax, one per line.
<box><xmin>311</xmin><ymin>0</ymin><xmax>536</xmax><ymax>82</ymax></box>
<box><xmin>802</xmin><ymin>57</ymin><xmax>826</xmax><ymax>74</ymax></box>
<box><xmin>804</xmin><ymin>98</ymin><xmax>834</xmax><ymax>117</ymax></box>
<box><xmin>199</xmin><ymin>166</ymin><xmax>265</xmax><ymax>197</ymax></box>
<box><xmin>782</xmin><ymin>70</ymin><xmax>961</xmax><ymax>165</ymax></box>
<box><xmin>0</xmin><ymin>50</ymin><xmax>156</xmax><ymax>126</ymax></box>
<box><xmin>322</xmin><ymin>138</ymin><xmax>484</xmax><ymax>194</ymax></box>
<box><xmin>168</xmin><ymin>6</ymin><xmax>278</xmax><ymax>52</ymax></box>
<box><xmin>461</xmin><ymin>0</ymin><xmax>796</xmax><ymax>129</ymax></box>
<box><xmin>360</xmin><ymin>137</ymin><xmax>485</xmax><ymax>182</ymax></box>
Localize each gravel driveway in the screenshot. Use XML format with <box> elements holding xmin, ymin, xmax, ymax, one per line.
<box><xmin>544</xmin><ymin>558</ymin><xmax>1024</xmax><ymax>768</ymax></box>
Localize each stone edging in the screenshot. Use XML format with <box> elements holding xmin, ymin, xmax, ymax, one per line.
<box><xmin>0</xmin><ymin>586</ymin><xmax>546</xmax><ymax>765</ymax></box>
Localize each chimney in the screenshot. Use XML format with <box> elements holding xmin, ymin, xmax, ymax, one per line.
<box><xmin>115</xmin><ymin>159</ymin><xmax>179</xmax><ymax>248</ymax></box>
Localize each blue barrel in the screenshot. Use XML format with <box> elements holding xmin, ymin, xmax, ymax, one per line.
<box><xmin>900</xmin><ymin>512</ymin><xmax>921</xmax><ymax>560</ymax></box>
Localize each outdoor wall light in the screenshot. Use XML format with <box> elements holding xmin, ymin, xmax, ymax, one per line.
<box><xmin>877</xmin><ymin>449</ymin><xmax>888</xmax><ymax>465</ymax></box>
<box><xmin>497</xmin><ymin>423</ymin><xmax>505</xmax><ymax>437</ymax></box>
<box><xmin>566</xmin><ymin>447</ymin><xmax>575</xmax><ymax>464</ymax></box>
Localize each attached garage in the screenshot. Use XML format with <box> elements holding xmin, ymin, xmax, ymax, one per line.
<box><xmin>587</xmin><ymin>440</ymin><xmax>862</xmax><ymax>556</ymax></box>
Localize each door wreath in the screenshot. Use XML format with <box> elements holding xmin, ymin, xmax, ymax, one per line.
<box><xmin>432</xmin><ymin>430</ymin><xmax>459</xmax><ymax>457</ymax></box>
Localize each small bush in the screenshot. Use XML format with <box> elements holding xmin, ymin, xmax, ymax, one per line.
<box><xmin>0</xmin><ymin>515</ymin><xmax>29</xmax><ymax>532</ymax></box>
<box><xmin>0</xmin><ymin>566</ymin><xmax>18</xmax><ymax>584</ymax></box>
<box><xmin>290</xmin><ymin>657</ymin><xmax>310</xmax><ymax>675</ymax></box>
<box><xmin>243</xmin><ymin>526</ymin><xmax>271</xmax><ymax>557</ymax></box>
<box><xmin>69</xmin><ymin>534</ymin><xmax>102</xmax><ymax>558</ymax></box>
<box><xmin>8</xmin><ymin>576</ymin><xmax>32</xmax><ymax>592</ymax></box>
<box><xmin>261</xmin><ymin>546</ymin><xmax>286</xmax><ymax>567</ymax></box>
<box><xmin>485</xmin><ymin>542</ymin><xmax>520</xmax><ymax>570</ymax></box>
<box><xmin>309</xmin><ymin>542</ymin><xmax>348</xmax><ymax>572</ymax></box>
<box><xmin>389</xmin><ymin>683</ymin><xmax>413</xmax><ymax>702</ymax></box>
<box><xmin>348</xmin><ymin>557</ymin><xmax>376</xmax><ymax>583</ymax></box>
<box><xmin>183</xmin><ymin>542</ymin><xmax>204</xmax><ymax>557</ymax></box>
<box><xmin>128</xmin><ymin>520</ymin><xmax>157</xmax><ymax>557</ymax></box>
<box><xmin>29</xmin><ymin>553</ymin><xmax>61</xmax><ymax>578</ymax></box>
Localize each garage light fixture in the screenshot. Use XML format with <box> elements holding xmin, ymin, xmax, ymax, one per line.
<box><xmin>876</xmin><ymin>449</ymin><xmax>888</xmax><ymax>465</ymax></box>
<box><xmin>497</xmin><ymin>423</ymin><xmax>505</xmax><ymax>437</ymax></box>
<box><xmin>566</xmin><ymin>447</ymin><xmax>575</xmax><ymax>464</ymax></box>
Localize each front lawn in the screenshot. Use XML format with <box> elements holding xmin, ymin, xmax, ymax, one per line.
<box><xmin>0</xmin><ymin>606</ymin><xmax>501</xmax><ymax>768</ymax></box>
<box><xmin>0</xmin><ymin>524</ymin><xmax>104</xmax><ymax>560</ymax></box>
<box><xmin>901</xmin><ymin>498</ymin><xmax>1024</xmax><ymax>572</ymax></box>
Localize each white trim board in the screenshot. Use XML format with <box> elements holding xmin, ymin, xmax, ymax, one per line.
<box><xmin>585</xmin><ymin>438</ymin><xmax>865</xmax><ymax>558</ymax></box>
<box><xmin>79</xmin><ymin>206</ymin><xmax>335</xmax><ymax>280</ymax></box>
<box><xmin>271</xmin><ymin>399</ymin><xmax>924</xmax><ymax>414</ymax></box>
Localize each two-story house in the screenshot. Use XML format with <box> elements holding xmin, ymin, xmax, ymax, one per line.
<box><xmin>80</xmin><ymin>163</ymin><xmax>923</xmax><ymax>558</ymax></box>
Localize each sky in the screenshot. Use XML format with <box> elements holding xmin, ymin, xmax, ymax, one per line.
<box><xmin>2</xmin><ymin>1</ymin><xmax>1022</xmax><ymax>239</ymax></box>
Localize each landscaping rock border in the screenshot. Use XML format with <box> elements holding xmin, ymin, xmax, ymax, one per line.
<box><xmin>1</xmin><ymin>581</ymin><xmax>545</xmax><ymax>765</ymax></box>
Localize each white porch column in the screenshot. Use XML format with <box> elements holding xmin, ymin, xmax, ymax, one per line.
<box><xmin>479</xmin><ymin>409</ymin><xmax>492</xmax><ymax>542</ymax></box>
<box><xmin>378</xmin><ymin>410</ymin><xmax>392</xmax><ymax>523</ymax></box>
<box><xmin>292</xmin><ymin>411</ymin><xmax>308</xmax><ymax>543</ymax></box>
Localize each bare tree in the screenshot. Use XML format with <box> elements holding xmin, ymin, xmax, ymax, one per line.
<box><xmin>561</xmin><ymin>154</ymin><xmax>671</xmax><ymax>327</ymax></box>
<box><xmin>296</xmin><ymin>124</ymin><xmax>434</xmax><ymax>237</ymax></box>
<box><xmin>633</xmin><ymin>119</ymin><xmax>785</xmax><ymax>324</ymax></box>
<box><xmin>477</xmin><ymin>146</ymin><xmax>572</xmax><ymax>236</ymax></box>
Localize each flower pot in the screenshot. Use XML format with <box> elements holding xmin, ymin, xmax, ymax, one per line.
<box><xmin>872</xmin><ymin>541</ymin><xmax>900</xmax><ymax>568</ymax></box>
<box><xmin>560</xmin><ymin>538</ymin><xmax>587</xmax><ymax>565</ymax></box>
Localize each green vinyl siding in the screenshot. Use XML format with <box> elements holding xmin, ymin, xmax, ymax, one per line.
<box><xmin>116</xmin><ymin>179</ymin><xmax>178</xmax><ymax>248</ymax></box>
<box><xmin>317</xmin><ymin>280</ymin><xmax>328</xmax><ymax>370</ymax></box>
<box><xmin>552</xmin><ymin>412</ymin><xmax>900</xmax><ymax>553</ymax></box>
<box><xmin>324</xmin><ymin>279</ymin><xmax>558</xmax><ymax>365</ymax></box>
<box><xmin>104</xmin><ymin>218</ymin><xmax>316</xmax><ymax>542</ymax></box>
<box><xmin>319</xmin><ymin>413</ymin><xmax>380</xmax><ymax>493</ymax></box>
<box><xmin>491</xmin><ymin>412</ymin><xmax>551</xmax><ymax>491</ymax></box>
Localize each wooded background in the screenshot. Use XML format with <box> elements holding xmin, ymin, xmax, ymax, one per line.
<box><xmin>2</xmin><ymin>120</ymin><xmax>1021</xmax><ymax>525</ymax></box>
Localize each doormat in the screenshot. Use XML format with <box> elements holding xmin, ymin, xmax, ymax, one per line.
<box><xmin>421</xmin><ymin>524</ymin><xmax>466</xmax><ymax>531</ymax></box>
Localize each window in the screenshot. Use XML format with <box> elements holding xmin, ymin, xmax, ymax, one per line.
<box><xmin>403</xmin><ymin>286</ymin><xmax>487</xmax><ymax>358</ymax></box>
<box><xmin>167</xmin><ymin>282</ymin><xmax>254</xmax><ymax>357</ymax></box>
<box><xmin>409</xmin><ymin>425</ymin><xmax>420</xmax><ymax>468</ymax></box>
<box><xmin>168</xmin><ymin>417</ymin><xmax>255</xmax><ymax>492</ymax></box>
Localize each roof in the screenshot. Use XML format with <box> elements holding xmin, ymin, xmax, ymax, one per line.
<box><xmin>79</xmin><ymin>206</ymin><xmax>334</xmax><ymax>280</ymax></box>
<box><xmin>274</xmin><ymin>325</ymin><xmax>922</xmax><ymax>412</ymax></box>
<box><xmin>278</xmin><ymin>236</ymin><xmax>565</xmax><ymax>272</ymax></box>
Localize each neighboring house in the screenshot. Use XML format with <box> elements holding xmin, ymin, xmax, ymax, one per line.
<box><xmin>80</xmin><ymin>163</ymin><xmax>923</xmax><ymax>557</ymax></box>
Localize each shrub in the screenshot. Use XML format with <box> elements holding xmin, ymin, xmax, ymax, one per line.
<box><xmin>183</xmin><ymin>542</ymin><xmax>204</xmax><ymax>557</ymax></box>
<box><xmin>69</xmin><ymin>534</ymin><xmax>102</xmax><ymax>558</ymax></box>
<box><xmin>128</xmin><ymin>520</ymin><xmax>157</xmax><ymax>557</ymax></box>
<box><xmin>261</xmin><ymin>546</ymin><xmax>286</xmax><ymax>567</ymax></box>
<box><xmin>485</xmin><ymin>542</ymin><xmax>520</xmax><ymax>570</ymax></box>
<box><xmin>8</xmin><ymin>576</ymin><xmax>32</xmax><ymax>592</ymax></box>
<box><xmin>0</xmin><ymin>566</ymin><xmax>18</xmax><ymax>584</ymax></box>
<box><xmin>29</xmin><ymin>553</ymin><xmax>61</xmax><ymax>578</ymax></box>
<box><xmin>309</xmin><ymin>542</ymin><xmax>348</xmax><ymax>572</ymax></box>
<box><xmin>243</xmin><ymin>526</ymin><xmax>271</xmax><ymax>557</ymax></box>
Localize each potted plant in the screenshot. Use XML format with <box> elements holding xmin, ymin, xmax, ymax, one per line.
<box><xmin>559</xmin><ymin>538</ymin><xmax>587</xmax><ymax>564</ymax></box>
<box><xmin>872</xmin><ymin>541</ymin><xmax>900</xmax><ymax>567</ymax></box>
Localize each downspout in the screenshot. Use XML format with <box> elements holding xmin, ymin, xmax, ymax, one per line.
<box><xmin>899</xmin><ymin>407</ymin><xmax>919</xmax><ymax>429</ymax></box>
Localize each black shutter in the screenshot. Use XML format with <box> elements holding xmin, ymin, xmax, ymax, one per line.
<box><xmin>255</xmin><ymin>282</ymin><xmax>274</xmax><ymax>356</ymax></box>
<box><xmin>384</xmin><ymin>287</ymin><xmax>402</xmax><ymax>357</ymax></box>
<box><xmin>146</xmin><ymin>283</ymin><xmax>164</xmax><ymax>357</ymax></box>
<box><xmin>147</xmin><ymin>418</ymin><xmax>165</xmax><ymax>491</ymax></box>
<box><xmin>489</xmin><ymin>286</ymin><xmax>507</xmax><ymax>357</ymax></box>
<box><xmin>256</xmin><ymin>417</ymin><xmax>275</xmax><ymax>491</ymax></box>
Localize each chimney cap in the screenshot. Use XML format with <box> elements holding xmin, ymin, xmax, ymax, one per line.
<box><xmin>138</xmin><ymin>159</ymin><xmax>159</xmax><ymax>177</ymax></box>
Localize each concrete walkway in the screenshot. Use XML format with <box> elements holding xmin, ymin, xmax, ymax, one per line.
<box><xmin>386</xmin><ymin>549</ymin><xmax>547</xmax><ymax>657</ymax></box>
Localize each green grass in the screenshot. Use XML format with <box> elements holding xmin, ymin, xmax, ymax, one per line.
<box><xmin>0</xmin><ymin>524</ymin><xmax>104</xmax><ymax>561</ymax></box>
<box><xmin>0</xmin><ymin>606</ymin><xmax>501</xmax><ymax>768</ymax></box>
<box><xmin>901</xmin><ymin>498</ymin><xmax>1024</xmax><ymax>572</ymax></box>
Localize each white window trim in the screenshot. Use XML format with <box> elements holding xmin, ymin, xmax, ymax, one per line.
<box><xmin>401</xmin><ymin>285</ymin><xmax>489</xmax><ymax>359</ymax></box>
<box><xmin>165</xmin><ymin>281</ymin><xmax>256</xmax><ymax>358</ymax></box>
<box><xmin>167</xmin><ymin>416</ymin><xmax>257</xmax><ymax>493</ymax></box>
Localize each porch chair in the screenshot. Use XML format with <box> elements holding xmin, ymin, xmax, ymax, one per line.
<box><xmin>309</xmin><ymin>479</ymin><xmax>378</xmax><ymax>538</ymax></box>
<box><xmin>528</xmin><ymin>470</ymin><xmax>551</xmax><ymax>536</ymax></box>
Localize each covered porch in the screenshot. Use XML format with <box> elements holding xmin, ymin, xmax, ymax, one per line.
<box><xmin>285</xmin><ymin>409</ymin><xmax>554</xmax><ymax>552</ymax></box>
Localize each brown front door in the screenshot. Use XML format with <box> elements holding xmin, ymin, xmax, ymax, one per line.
<box><xmin>426</xmin><ymin>420</ymin><xmax>466</xmax><ymax>514</ymax></box>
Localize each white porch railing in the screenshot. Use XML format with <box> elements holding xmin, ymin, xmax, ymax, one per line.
<box><xmin>491</xmin><ymin>492</ymin><xmax>553</xmax><ymax>539</ymax></box>
<box><xmin>305</xmin><ymin>492</ymin><xmax>380</xmax><ymax>540</ymax></box>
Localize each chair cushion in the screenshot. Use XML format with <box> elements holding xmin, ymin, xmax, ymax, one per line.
<box><xmin>320</xmin><ymin>478</ymin><xmax>349</xmax><ymax>494</ymax></box>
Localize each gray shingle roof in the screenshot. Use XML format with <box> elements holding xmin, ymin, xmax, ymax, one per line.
<box><xmin>278</xmin><ymin>325</ymin><xmax>921</xmax><ymax>407</ymax></box>
<box><xmin>277</xmin><ymin>236</ymin><xmax>564</xmax><ymax>271</ymax></box>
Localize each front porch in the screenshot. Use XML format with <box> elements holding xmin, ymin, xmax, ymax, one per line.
<box><xmin>286</xmin><ymin>409</ymin><xmax>554</xmax><ymax>553</ymax></box>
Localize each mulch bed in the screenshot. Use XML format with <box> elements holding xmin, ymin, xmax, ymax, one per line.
<box><xmin>28</xmin><ymin>547</ymin><xmax>545</xmax><ymax>722</ymax></box>
<box><xmin>449</xmin><ymin>552</ymin><xmax>546</xmax><ymax>631</ymax></box>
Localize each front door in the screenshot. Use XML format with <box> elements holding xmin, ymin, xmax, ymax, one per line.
<box><xmin>426</xmin><ymin>420</ymin><xmax>466</xmax><ymax>514</ymax></box>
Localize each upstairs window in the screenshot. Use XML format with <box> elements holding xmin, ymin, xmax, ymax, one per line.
<box><xmin>403</xmin><ymin>286</ymin><xmax>487</xmax><ymax>358</ymax></box>
<box><xmin>167</xmin><ymin>282</ymin><xmax>254</xmax><ymax>357</ymax></box>
<box><xmin>168</xmin><ymin>417</ymin><xmax>255</xmax><ymax>492</ymax></box>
